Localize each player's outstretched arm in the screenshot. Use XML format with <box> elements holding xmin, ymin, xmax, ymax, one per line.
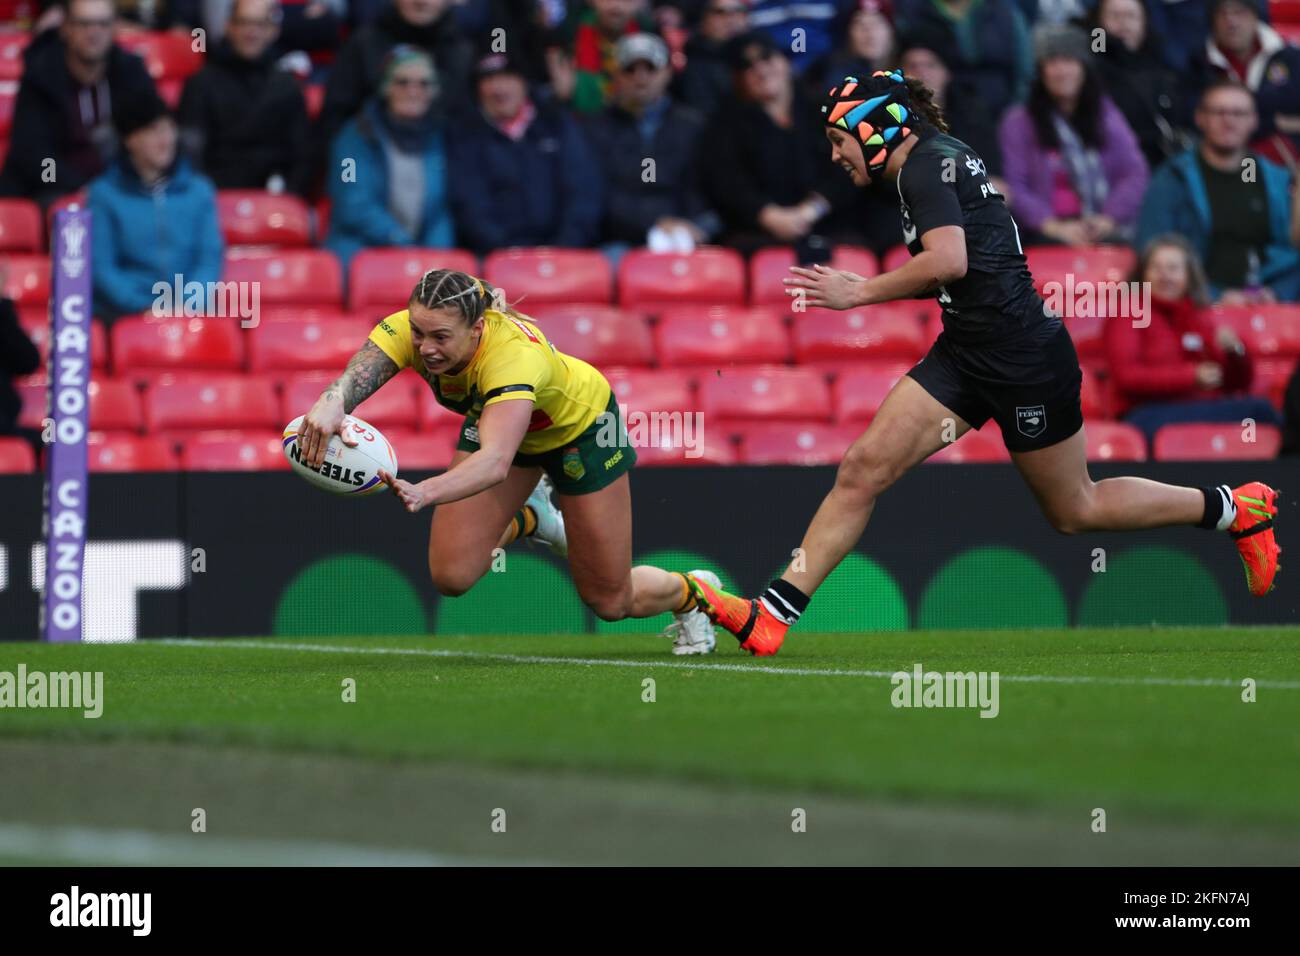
<box><xmin>300</xmin><ymin>342</ymin><xmax>400</xmax><ymax>468</ymax></box>
<box><xmin>784</xmin><ymin>226</ymin><xmax>967</xmax><ymax>309</ymax></box>
<box><xmin>382</xmin><ymin>398</ymin><xmax>534</xmax><ymax>513</ymax></box>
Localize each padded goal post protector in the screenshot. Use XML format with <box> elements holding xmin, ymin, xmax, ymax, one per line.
<box><xmin>41</xmin><ymin>207</ymin><xmax>92</xmax><ymax>641</ymax></box>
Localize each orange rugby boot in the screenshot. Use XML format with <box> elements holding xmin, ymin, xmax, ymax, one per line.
<box><xmin>685</xmin><ymin>573</ymin><xmax>789</xmax><ymax>657</ymax></box>
<box><xmin>1229</xmin><ymin>482</ymin><xmax>1281</xmax><ymax>596</ymax></box>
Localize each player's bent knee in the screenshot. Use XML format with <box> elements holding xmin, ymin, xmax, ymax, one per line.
<box><xmin>582</xmin><ymin>590</ymin><xmax>634</xmax><ymax>622</ymax></box>
<box><xmin>836</xmin><ymin>445</ymin><xmax>899</xmax><ymax>501</ymax></box>
<box><xmin>1045</xmin><ymin>493</ymin><xmax>1097</xmax><ymax>536</ymax></box>
<box><xmin>428</xmin><ymin>562</ymin><xmax>483</xmax><ymax>598</ymax></box>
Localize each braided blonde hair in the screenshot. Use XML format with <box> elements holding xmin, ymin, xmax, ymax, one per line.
<box><xmin>408</xmin><ymin>269</ymin><xmax>511</xmax><ymax>323</ymax></box>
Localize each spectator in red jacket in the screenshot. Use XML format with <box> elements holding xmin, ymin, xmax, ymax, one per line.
<box><xmin>1106</xmin><ymin>234</ymin><xmax>1281</xmax><ymax>443</ymax></box>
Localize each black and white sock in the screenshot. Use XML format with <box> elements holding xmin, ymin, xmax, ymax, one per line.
<box><xmin>760</xmin><ymin>579</ymin><xmax>810</xmax><ymax>625</ymax></box>
<box><xmin>1198</xmin><ymin>485</ymin><xmax>1237</xmax><ymax>531</ymax></box>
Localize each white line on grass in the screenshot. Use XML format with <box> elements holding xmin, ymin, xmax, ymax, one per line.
<box><xmin>156</xmin><ymin>639</ymin><xmax>1300</xmax><ymax>690</ymax></box>
<box><xmin>0</xmin><ymin>823</ymin><xmax>549</xmax><ymax>867</ymax></box>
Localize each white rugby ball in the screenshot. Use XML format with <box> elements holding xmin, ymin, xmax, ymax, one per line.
<box><xmin>282</xmin><ymin>414</ymin><xmax>397</xmax><ymax>496</ymax></box>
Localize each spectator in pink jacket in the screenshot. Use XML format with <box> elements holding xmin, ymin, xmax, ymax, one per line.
<box><xmin>998</xmin><ymin>25</ymin><xmax>1149</xmax><ymax>247</ymax></box>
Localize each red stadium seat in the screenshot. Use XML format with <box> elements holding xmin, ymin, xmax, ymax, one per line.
<box><xmin>115</xmin><ymin>29</ymin><xmax>203</xmax><ymax>81</ymax></box>
<box><xmin>604</xmin><ymin>367</ymin><xmax>697</xmax><ymax>414</ymax></box>
<box><xmin>19</xmin><ymin>311</ymin><xmax>109</xmax><ymax>368</ymax></box>
<box><xmin>181</xmin><ymin>431</ymin><xmax>288</xmax><ymax>471</ymax></box>
<box><xmin>483</xmin><ymin>248</ymin><xmax>612</xmax><ymax>304</ymax></box>
<box><xmin>0</xmin><ymin>253</ymin><xmax>49</xmax><ymax>304</ymax></box>
<box><xmin>88</xmin><ymin>378</ymin><xmax>144</xmax><ymax>432</ymax></box>
<box><xmin>247</xmin><ymin>318</ymin><xmax>371</xmax><ymax>371</ymax></box>
<box><xmin>748</xmin><ymin>245</ymin><xmax>879</xmax><ymax>306</ymax></box>
<box><xmin>699</xmin><ymin>365</ymin><xmax>831</xmax><ymax>422</ymax></box>
<box><xmin>0</xmin><ymin>198</ymin><xmax>42</xmax><ymax>251</ymax></box>
<box><xmin>526</xmin><ymin>304</ymin><xmax>653</xmax><ymax>367</ymax></box>
<box><xmin>1025</xmin><ymin>245</ymin><xmax>1137</xmax><ymax>296</ymax></box>
<box><xmin>1208</xmin><ymin>304</ymin><xmax>1300</xmax><ymax>358</ymax></box>
<box><xmin>1084</xmin><ymin>421</ymin><xmax>1147</xmax><ymax>461</ymax></box>
<box><xmin>216</xmin><ymin>190</ymin><xmax>312</xmax><ymax>247</ymax></box>
<box><xmin>282</xmin><ymin>369</ymin><xmax>420</xmax><ymax>430</ymax></box>
<box><xmin>618</xmin><ymin>246</ymin><xmax>746</xmax><ymax>308</ymax></box>
<box><xmin>1153</xmin><ymin>423</ymin><xmax>1282</xmax><ymax>461</ymax></box>
<box><xmin>384</xmin><ymin>426</ymin><xmax>459</xmax><ymax>471</ymax></box>
<box><xmin>792</xmin><ymin>304</ymin><xmax>926</xmax><ymax>364</ymax></box>
<box><xmin>258</xmin><ymin>305</ymin><xmax>356</xmax><ymax>324</ymax></box>
<box><xmin>1065</xmin><ymin>312</ymin><xmax>1106</xmax><ymax>359</ymax></box>
<box><xmin>631</xmin><ymin>428</ymin><xmax>737</xmax><ymax>466</ymax></box>
<box><xmin>112</xmin><ymin>316</ymin><xmax>244</xmax><ymax>374</ymax></box>
<box><xmin>926</xmin><ymin>425</ymin><xmax>1011</xmax><ymax>463</ymax></box>
<box><xmin>1278</xmin><ymin>21</ymin><xmax>1300</xmax><ymax>44</ymax></box>
<box><xmin>414</xmin><ymin>384</ymin><xmax>462</xmax><ymax>432</ymax></box>
<box><xmin>0</xmin><ymin>436</ymin><xmax>34</xmax><ymax>472</ymax></box>
<box><xmin>1079</xmin><ymin>363</ymin><xmax>1108</xmax><ymax>420</ymax></box>
<box><xmin>0</xmin><ymin>32</ymin><xmax>30</xmax><ymax>82</ymax></box>
<box><xmin>1253</xmin><ymin>357</ymin><xmax>1297</xmax><ymax>408</ymax></box>
<box><xmin>0</xmin><ymin>84</ymin><xmax>14</xmax><ymax>138</ymax></box>
<box><xmin>87</xmin><ymin>432</ymin><xmax>179</xmax><ymax>472</ymax></box>
<box><xmin>144</xmin><ymin>375</ymin><xmax>280</xmax><ymax>433</ymax></box>
<box><xmin>15</xmin><ymin>379</ymin><xmax>43</xmax><ymax>429</ymax></box>
<box><xmin>736</xmin><ymin>421</ymin><xmax>862</xmax><ymax>465</ymax></box>
<box><xmin>223</xmin><ymin>248</ymin><xmax>342</xmax><ymax>305</ymax></box>
<box><xmin>831</xmin><ymin>362</ymin><xmax>913</xmax><ymax>421</ymax></box>
<box><xmin>881</xmin><ymin>245</ymin><xmax>911</xmax><ymax>273</ymax></box>
<box><xmin>655</xmin><ymin>305</ymin><xmax>790</xmax><ymax>367</ymax></box>
<box><xmin>347</xmin><ymin>248</ymin><xmax>478</xmax><ymax>313</ymax></box>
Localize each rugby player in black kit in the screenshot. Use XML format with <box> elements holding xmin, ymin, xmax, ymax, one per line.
<box><xmin>682</xmin><ymin>69</ymin><xmax>1281</xmax><ymax>656</ymax></box>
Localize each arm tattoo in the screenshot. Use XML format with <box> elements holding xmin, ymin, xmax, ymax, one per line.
<box><xmin>327</xmin><ymin>341</ymin><xmax>400</xmax><ymax>413</ymax></box>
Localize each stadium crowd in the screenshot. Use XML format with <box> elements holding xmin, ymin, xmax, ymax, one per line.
<box><xmin>0</xmin><ymin>0</ymin><xmax>1299</xmax><ymax>468</ymax></box>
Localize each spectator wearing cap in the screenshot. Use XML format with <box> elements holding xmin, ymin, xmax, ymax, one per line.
<box><xmin>317</xmin><ymin>0</ymin><xmax>473</xmax><ymax>151</ymax></box>
<box><xmin>325</xmin><ymin>46</ymin><xmax>454</xmax><ymax>271</ymax></box>
<box><xmin>897</xmin><ymin>31</ymin><xmax>1003</xmax><ymax>177</ymax></box>
<box><xmin>178</xmin><ymin>0</ymin><xmax>314</xmax><ymax>196</ymax></box>
<box><xmin>1088</xmin><ymin>0</ymin><xmax>1189</xmax><ymax>169</ymax></box>
<box><xmin>448</xmin><ymin>49</ymin><xmax>603</xmax><ymax>253</ymax></box>
<box><xmin>1189</xmin><ymin>0</ymin><xmax>1300</xmax><ymax>170</ymax></box>
<box><xmin>745</xmin><ymin>0</ymin><xmax>859</xmax><ymax>76</ymax></box>
<box><xmin>895</xmin><ymin>0</ymin><xmax>1032</xmax><ymax>122</ymax></box>
<box><xmin>673</xmin><ymin>0</ymin><xmax>749</xmax><ymax>119</ymax></box>
<box><xmin>804</xmin><ymin>0</ymin><xmax>896</xmax><ymax>103</ymax></box>
<box><xmin>699</xmin><ymin>29</ymin><xmax>882</xmax><ymax>254</ymax></box>
<box><xmin>584</xmin><ymin>33</ymin><xmax>718</xmax><ymax>257</ymax></box>
<box><xmin>86</xmin><ymin>91</ymin><xmax>224</xmax><ymax>321</ymax></box>
<box><xmin>1138</xmin><ymin>79</ymin><xmax>1300</xmax><ymax>303</ymax></box>
<box><xmin>0</xmin><ymin>0</ymin><xmax>159</xmax><ymax>208</ymax></box>
<box><xmin>548</xmin><ymin>0</ymin><xmax>658</xmax><ymax>114</ymax></box>
<box><xmin>998</xmin><ymin>25</ymin><xmax>1148</xmax><ymax>246</ymax></box>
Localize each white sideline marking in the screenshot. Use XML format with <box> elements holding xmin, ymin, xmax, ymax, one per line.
<box><xmin>156</xmin><ymin>639</ymin><xmax>1300</xmax><ymax>690</ymax></box>
<box><xmin>0</xmin><ymin>823</ymin><xmax>545</xmax><ymax>867</ymax></box>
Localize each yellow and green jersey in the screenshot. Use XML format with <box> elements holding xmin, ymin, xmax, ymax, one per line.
<box><xmin>367</xmin><ymin>308</ymin><xmax>611</xmax><ymax>455</ymax></box>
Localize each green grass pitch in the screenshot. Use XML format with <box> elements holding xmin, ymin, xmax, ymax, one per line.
<box><xmin>1</xmin><ymin>627</ymin><xmax>1298</xmax><ymax>865</ymax></box>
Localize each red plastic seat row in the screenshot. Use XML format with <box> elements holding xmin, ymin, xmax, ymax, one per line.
<box><xmin>1152</xmin><ymin>423</ymin><xmax>1282</xmax><ymax>461</ymax></box>
<box><xmin>0</xmin><ymin>198</ymin><xmax>42</xmax><ymax>252</ymax></box>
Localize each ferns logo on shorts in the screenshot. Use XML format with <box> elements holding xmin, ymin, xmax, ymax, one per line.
<box><xmin>562</xmin><ymin>447</ymin><xmax>585</xmax><ymax>481</ymax></box>
<box><xmin>1016</xmin><ymin>405</ymin><xmax>1046</xmax><ymax>439</ymax></box>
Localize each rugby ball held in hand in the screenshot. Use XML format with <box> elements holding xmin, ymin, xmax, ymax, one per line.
<box><xmin>283</xmin><ymin>414</ymin><xmax>398</xmax><ymax>495</ymax></box>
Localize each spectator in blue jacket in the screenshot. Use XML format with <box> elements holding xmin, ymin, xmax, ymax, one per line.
<box><xmin>1138</xmin><ymin>78</ymin><xmax>1300</xmax><ymax>303</ymax></box>
<box><xmin>746</xmin><ymin>0</ymin><xmax>859</xmax><ymax>76</ymax></box>
<box><xmin>87</xmin><ymin>91</ymin><xmax>225</xmax><ymax>321</ymax></box>
<box><xmin>449</xmin><ymin>51</ymin><xmax>603</xmax><ymax>255</ymax></box>
<box><xmin>325</xmin><ymin>45</ymin><xmax>454</xmax><ymax>271</ymax></box>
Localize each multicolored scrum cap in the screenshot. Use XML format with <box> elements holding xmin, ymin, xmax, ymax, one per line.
<box><xmin>821</xmin><ymin>69</ymin><xmax>916</xmax><ymax>177</ymax></box>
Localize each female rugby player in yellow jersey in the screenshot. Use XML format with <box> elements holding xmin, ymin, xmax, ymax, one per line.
<box><xmin>297</xmin><ymin>269</ymin><xmax>721</xmax><ymax>654</ymax></box>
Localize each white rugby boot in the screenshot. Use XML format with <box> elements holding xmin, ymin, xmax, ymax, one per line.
<box><xmin>525</xmin><ymin>475</ymin><xmax>567</xmax><ymax>557</ymax></box>
<box><xmin>660</xmin><ymin>569</ymin><xmax>719</xmax><ymax>655</ymax></box>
